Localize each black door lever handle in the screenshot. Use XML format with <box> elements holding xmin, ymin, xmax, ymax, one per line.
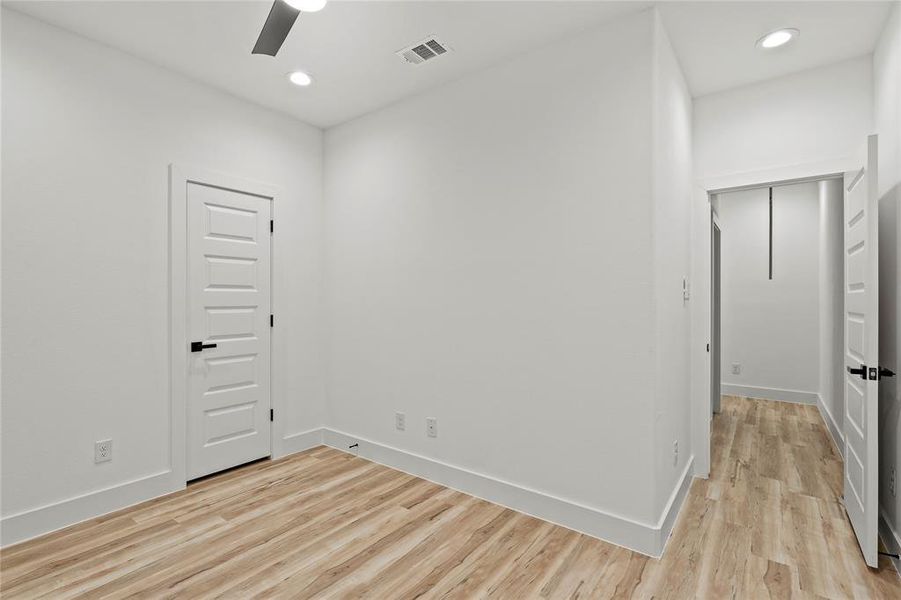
<box><xmin>880</xmin><ymin>367</ymin><xmax>896</xmax><ymax>378</ymax></box>
<box><xmin>847</xmin><ymin>364</ymin><xmax>867</xmax><ymax>380</ymax></box>
<box><xmin>191</xmin><ymin>341</ymin><xmax>218</xmax><ymax>353</ymax></box>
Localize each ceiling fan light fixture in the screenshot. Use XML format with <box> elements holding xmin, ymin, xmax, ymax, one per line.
<box><xmin>756</xmin><ymin>28</ymin><xmax>799</xmax><ymax>49</ymax></box>
<box><xmin>283</xmin><ymin>0</ymin><xmax>328</xmax><ymax>12</ymax></box>
<box><xmin>288</xmin><ymin>71</ymin><xmax>313</xmax><ymax>86</ymax></box>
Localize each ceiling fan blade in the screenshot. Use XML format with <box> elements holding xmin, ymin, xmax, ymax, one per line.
<box><xmin>252</xmin><ymin>0</ymin><xmax>300</xmax><ymax>56</ymax></box>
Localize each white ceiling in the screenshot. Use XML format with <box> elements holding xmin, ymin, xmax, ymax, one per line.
<box><xmin>658</xmin><ymin>1</ymin><xmax>893</xmax><ymax>97</ymax></box>
<box><xmin>5</xmin><ymin>1</ymin><xmax>651</xmax><ymax>127</ymax></box>
<box><xmin>6</xmin><ymin>1</ymin><xmax>894</xmax><ymax>128</ymax></box>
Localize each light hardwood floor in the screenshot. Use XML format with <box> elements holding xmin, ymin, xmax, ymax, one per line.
<box><xmin>2</xmin><ymin>396</ymin><xmax>900</xmax><ymax>598</ymax></box>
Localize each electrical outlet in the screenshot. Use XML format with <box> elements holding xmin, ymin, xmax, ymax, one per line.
<box><xmin>94</xmin><ymin>439</ymin><xmax>112</xmax><ymax>463</ymax></box>
<box><xmin>673</xmin><ymin>440</ymin><xmax>679</xmax><ymax>466</ymax></box>
<box><xmin>732</xmin><ymin>362</ymin><xmax>741</xmax><ymax>375</ymax></box>
<box><xmin>395</xmin><ymin>411</ymin><xmax>406</xmax><ymax>431</ymax></box>
<box><xmin>426</xmin><ymin>417</ymin><xmax>438</xmax><ymax>438</ymax></box>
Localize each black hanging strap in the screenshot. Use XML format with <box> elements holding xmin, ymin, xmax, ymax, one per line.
<box><xmin>768</xmin><ymin>187</ymin><xmax>773</xmax><ymax>280</ymax></box>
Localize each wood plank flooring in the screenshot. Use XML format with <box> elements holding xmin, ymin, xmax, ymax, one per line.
<box><xmin>2</xmin><ymin>396</ymin><xmax>900</xmax><ymax>598</ymax></box>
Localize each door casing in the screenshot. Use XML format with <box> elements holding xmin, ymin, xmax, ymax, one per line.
<box><xmin>169</xmin><ymin>164</ymin><xmax>280</xmax><ymax>486</ymax></box>
<box><xmin>710</xmin><ymin>214</ymin><xmax>721</xmax><ymax>415</ymax></box>
<box><xmin>693</xmin><ymin>161</ymin><xmax>849</xmax><ymax>479</ymax></box>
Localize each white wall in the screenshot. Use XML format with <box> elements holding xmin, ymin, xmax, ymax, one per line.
<box><xmin>0</xmin><ymin>5</ymin><xmax>694</xmax><ymax>556</ymax></box>
<box><xmin>324</xmin><ymin>9</ymin><xmax>691</xmax><ymax>549</ymax></box>
<box><xmin>651</xmin><ymin>12</ymin><xmax>693</xmax><ymax>520</ymax></box>
<box><xmin>818</xmin><ymin>178</ymin><xmax>845</xmax><ymax>447</ymax></box>
<box><xmin>874</xmin><ymin>3</ymin><xmax>901</xmax><ymax>553</ymax></box>
<box><xmin>1</xmin><ymin>10</ymin><xmax>325</xmax><ymax>543</ymax></box>
<box><xmin>716</xmin><ymin>182</ymin><xmax>821</xmax><ymax>402</ymax></box>
<box><xmin>695</xmin><ymin>57</ymin><xmax>873</xmax><ymax>186</ymax></box>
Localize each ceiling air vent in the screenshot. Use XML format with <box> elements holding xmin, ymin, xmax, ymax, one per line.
<box><xmin>396</xmin><ymin>36</ymin><xmax>452</xmax><ymax>65</ymax></box>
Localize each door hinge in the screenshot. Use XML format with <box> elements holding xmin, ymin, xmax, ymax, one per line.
<box><xmin>270</xmin><ymin>314</ymin><xmax>274</xmax><ymax>328</ymax></box>
<box><xmin>270</xmin><ymin>219</ymin><xmax>273</xmax><ymax>234</ymax></box>
<box><xmin>270</xmin><ymin>409</ymin><xmax>274</xmax><ymax>422</ymax></box>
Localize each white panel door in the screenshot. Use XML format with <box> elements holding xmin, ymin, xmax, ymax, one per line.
<box><xmin>842</xmin><ymin>134</ymin><xmax>879</xmax><ymax>567</ymax></box>
<box><xmin>187</xmin><ymin>182</ymin><xmax>271</xmax><ymax>480</ymax></box>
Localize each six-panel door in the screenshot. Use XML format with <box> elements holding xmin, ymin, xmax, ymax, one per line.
<box><xmin>186</xmin><ymin>182</ymin><xmax>271</xmax><ymax>480</ymax></box>
<box><xmin>842</xmin><ymin>135</ymin><xmax>879</xmax><ymax>568</ymax></box>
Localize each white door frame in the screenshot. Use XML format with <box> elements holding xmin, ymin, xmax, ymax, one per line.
<box><xmin>169</xmin><ymin>164</ymin><xmax>280</xmax><ymax>485</ymax></box>
<box><xmin>691</xmin><ymin>157</ymin><xmax>853</xmax><ymax>478</ymax></box>
<box><xmin>710</xmin><ymin>212</ymin><xmax>722</xmax><ymax>416</ymax></box>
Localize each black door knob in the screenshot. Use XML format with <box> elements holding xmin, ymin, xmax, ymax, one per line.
<box><xmin>847</xmin><ymin>364</ymin><xmax>867</xmax><ymax>380</ymax></box>
<box><xmin>190</xmin><ymin>341</ymin><xmax>218</xmax><ymax>353</ymax></box>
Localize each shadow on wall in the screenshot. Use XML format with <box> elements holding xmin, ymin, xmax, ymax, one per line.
<box><xmin>879</xmin><ymin>182</ymin><xmax>900</xmax><ymax>525</ymax></box>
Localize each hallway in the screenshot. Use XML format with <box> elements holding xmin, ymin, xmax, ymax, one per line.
<box><xmin>1</xmin><ymin>397</ymin><xmax>899</xmax><ymax>598</ymax></box>
<box><xmin>640</xmin><ymin>396</ymin><xmax>901</xmax><ymax>598</ymax></box>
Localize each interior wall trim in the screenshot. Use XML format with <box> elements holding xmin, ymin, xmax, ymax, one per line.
<box><xmin>0</xmin><ymin>426</ymin><xmax>321</xmax><ymax>549</ymax></box>
<box><xmin>656</xmin><ymin>457</ymin><xmax>696</xmax><ymax>555</ymax></box>
<box><xmin>0</xmin><ymin>470</ymin><xmax>177</xmax><ymax>548</ymax></box>
<box><xmin>275</xmin><ymin>428</ymin><xmax>325</xmax><ymax>459</ymax></box>
<box><xmin>2</xmin><ymin>428</ymin><xmax>697</xmax><ymax>559</ymax></box>
<box><xmin>816</xmin><ymin>393</ymin><xmax>845</xmax><ymax>459</ymax></box>
<box><xmin>879</xmin><ymin>509</ymin><xmax>901</xmax><ymax>578</ymax></box>
<box><xmin>721</xmin><ymin>384</ymin><xmax>819</xmax><ymax>405</ymax></box>
<box><xmin>322</xmin><ymin>427</ymin><xmax>695</xmax><ymax>558</ymax></box>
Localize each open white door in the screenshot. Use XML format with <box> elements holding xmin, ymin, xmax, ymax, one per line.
<box><xmin>842</xmin><ymin>134</ymin><xmax>880</xmax><ymax>567</ymax></box>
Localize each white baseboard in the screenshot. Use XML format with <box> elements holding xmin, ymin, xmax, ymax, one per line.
<box><xmin>657</xmin><ymin>457</ymin><xmax>696</xmax><ymax>554</ymax></box>
<box><xmin>879</xmin><ymin>509</ymin><xmax>901</xmax><ymax>578</ymax></box>
<box><xmin>275</xmin><ymin>428</ymin><xmax>324</xmax><ymax>459</ymax></box>
<box><xmin>1</xmin><ymin>427</ymin><xmax>327</xmax><ymax>548</ymax></box>
<box><xmin>1</xmin><ymin>427</ymin><xmax>698</xmax><ymax>559</ymax></box>
<box><xmin>0</xmin><ymin>470</ymin><xmax>178</xmax><ymax>548</ymax></box>
<box><xmin>322</xmin><ymin>427</ymin><xmax>694</xmax><ymax>558</ymax></box>
<box><xmin>815</xmin><ymin>393</ymin><xmax>844</xmax><ymax>459</ymax></box>
<box><xmin>722</xmin><ymin>384</ymin><xmax>818</xmax><ymax>405</ymax></box>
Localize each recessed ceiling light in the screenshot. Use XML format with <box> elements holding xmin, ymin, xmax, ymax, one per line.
<box><xmin>283</xmin><ymin>0</ymin><xmax>328</xmax><ymax>12</ymax></box>
<box><xmin>756</xmin><ymin>28</ymin><xmax>799</xmax><ymax>49</ymax></box>
<box><xmin>288</xmin><ymin>71</ymin><xmax>312</xmax><ymax>86</ymax></box>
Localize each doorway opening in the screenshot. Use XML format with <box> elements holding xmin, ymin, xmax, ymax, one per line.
<box><xmin>709</xmin><ymin>176</ymin><xmax>845</xmax><ymax>429</ymax></box>
<box><xmin>704</xmin><ymin>176</ymin><xmax>861</xmax><ymax>566</ymax></box>
<box><xmin>702</xmin><ymin>136</ymin><xmax>884</xmax><ymax>567</ymax></box>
